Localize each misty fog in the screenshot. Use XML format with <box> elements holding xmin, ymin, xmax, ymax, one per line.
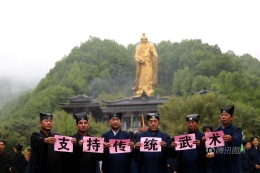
<box><xmin>0</xmin><ymin>57</ymin><xmax>56</xmax><ymax>108</ymax></box>
<box><xmin>0</xmin><ymin>55</ymin><xmax>57</xmax><ymax>86</ymax></box>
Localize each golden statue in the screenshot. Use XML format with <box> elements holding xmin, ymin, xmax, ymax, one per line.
<box><xmin>132</xmin><ymin>33</ymin><xmax>158</xmax><ymax>97</ymax></box>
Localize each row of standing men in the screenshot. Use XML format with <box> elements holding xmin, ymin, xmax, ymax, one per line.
<box><xmin>0</xmin><ymin>105</ymin><xmax>246</xmax><ymax>173</ymax></box>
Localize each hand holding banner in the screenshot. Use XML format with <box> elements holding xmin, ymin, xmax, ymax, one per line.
<box><xmin>83</xmin><ymin>137</ymin><xmax>104</xmax><ymax>153</ymax></box>
<box><xmin>54</xmin><ymin>135</ymin><xmax>73</xmax><ymax>153</ymax></box>
<box><xmin>174</xmin><ymin>134</ymin><xmax>196</xmax><ymax>151</ymax></box>
<box><xmin>205</xmin><ymin>131</ymin><xmax>225</xmax><ymax>148</ymax></box>
<box><xmin>109</xmin><ymin>139</ymin><xmax>131</xmax><ymax>154</ymax></box>
<box><xmin>140</xmin><ymin>137</ymin><xmax>162</xmax><ymax>152</ymax></box>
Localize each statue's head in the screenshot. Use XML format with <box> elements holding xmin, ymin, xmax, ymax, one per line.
<box><xmin>140</xmin><ymin>33</ymin><xmax>148</xmax><ymax>43</ymax></box>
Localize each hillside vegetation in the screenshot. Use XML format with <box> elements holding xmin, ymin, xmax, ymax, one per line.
<box><xmin>1</xmin><ymin>36</ymin><xmax>260</xmax><ymax>152</ymax></box>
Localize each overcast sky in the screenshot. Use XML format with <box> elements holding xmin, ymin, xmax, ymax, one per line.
<box><xmin>0</xmin><ymin>0</ymin><xmax>259</xmax><ymax>87</ymax></box>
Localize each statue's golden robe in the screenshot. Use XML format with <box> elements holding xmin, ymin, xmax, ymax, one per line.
<box><xmin>132</xmin><ymin>42</ymin><xmax>158</xmax><ymax>96</ymax></box>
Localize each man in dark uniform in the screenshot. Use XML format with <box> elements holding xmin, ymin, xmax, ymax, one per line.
<box><xmin>0</xmin><ymin>139</ymin><xmax>11</xmax><ymax>173</ymax></box>
<box><xmin>135</xmin><ymin>113</ymin><xmax>172</xmax><ymax>173</ymax></box>
<box><xmin>9</xmin><ymin>143</ymin><xmax>26</xmax><ymax>173</ymax></box>
<box><xmin>241</xmin><ymin>139</ymin><xmax>250</xmax><ymax>173</ymax></box>
<box><xmin>171</xmin><ymin>114</ymin><xmax>206</xmax><ymax>173</ymax></box>
<box><xmin>30</xmin><ymin>112</ymin><xmax>75</xmax><ymax>173</ymax></box>
<box><xmin>101</xmin><ymin>112</ymin><xmax>134</xmax><ymax>173</ymax></box>
<box><xmin>71</xmin><ymin>112</ymin><xmax>101</xmax><ymax>173</ymax></box>
<box><xmin>212</xmin><ymin>105</ymin><xmax>242</xmax><ymax>173</ymax></box>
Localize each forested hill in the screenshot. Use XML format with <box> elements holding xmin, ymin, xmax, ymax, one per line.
<box><xmin>1</xmin><ymin>37</ymin><xmax>260</xmax><ymax>152</ymax></box>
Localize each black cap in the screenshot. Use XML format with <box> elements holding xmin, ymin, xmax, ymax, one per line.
<box><xmin>186</xmin><ymin>114</ymin><xmax>200</xmax><ymax>122</ymax></box>
<box><xmin>221</xmin><ymin>105</ymin><xmax>234</xmax><ymax>116</ymax></box>
<box><xmin>202</xmin><ymin>124</ymin><xmax>213</xmax><ymax>132</ymax></box>
<box><xmin>147</xmin><ymin>113</ymin><xmax>160</xmax><ymax>121</ymax></box>
<box><xmin>14</xmin><ymin>143</ymin><xmax>23</xmax><ymax>151</ymax></box>
<box><xmin>40</xmin><ymin>112</ymin><xmax>53</xmax><ymax>121</ymax></box>
<box><xmin>109</xmin><ymin>112</ymin><xmax>122</xmax><ymax>120</ymax></box>
<box><xmin>74</xmin><ymin>112</ymin><xmax>88</xmax><ymax>124</ymax></box>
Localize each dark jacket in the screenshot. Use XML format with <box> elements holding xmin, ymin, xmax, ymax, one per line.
<box><xmin>30</xmin><ymin>130</ymin><xmax>71</xmax><ymax>173</ymax></box>
<box><xmin>246</xmin><ymin>147</ymin><xmax>260</xmax><ymax>173</ymax></box>
<box><xmin>135</xmin><ymin>129</ymin><xmax>172</xmax><ymax>173</ymax></box>
<box><xmin>0</xmin><ymin>151</ymin><xmax>12</xmax><ymax>173</ymax></box>
<box><xmin>240</xmin><ymin>150</ymin><xmax>249</xmax><ymax>173</ymax></box>
<box><xmin>101</xmin><ymin>130</ymin><xmax>132</xmax><ymax>173</ymax></box>
<box><xmin>10</xmin><ymin>151</ymin><xmax>26</xmax><ymax>173</ymax></box>
<box><xmin>174</xmin><ymin>130</ymin><xmax>206</xmax><ymax>173</ymax></box>
<box><xmin>212</xmin><ymin>123</ymin><xmax>242</xmax><ymax>173</ymax></box>
<box><xmin>71</xmin><ymin>132</ymin><xmax>101</xmax><ymax>173</ymax></box>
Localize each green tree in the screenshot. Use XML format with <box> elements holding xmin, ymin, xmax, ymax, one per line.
<box><xmin>172</xmin><ymin>66</ymin><xmax>195</xmax><ymax>96</ymax></box>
